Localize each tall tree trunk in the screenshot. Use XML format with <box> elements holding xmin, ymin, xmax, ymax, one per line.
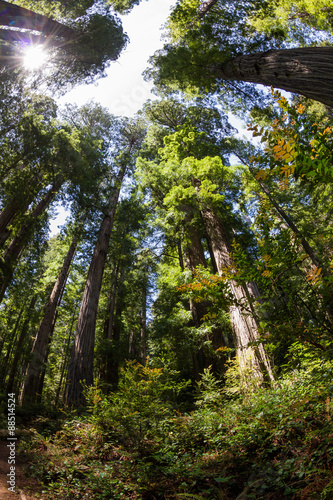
<box><xmin>106</xmin><ymin>267</ymin><xmax>126</xmax><ymax>390</ymax></box>
<box><xmin>0</xmin><ymin>0</ymin><xmax>76</xmax><ymax>39</ymax></box>
<box><xmin>140</xmin><ymin>285</ymin><xmax>147</xmax><ymax>365</ymax></box>
<box><xmin>181</xmin><ymin>205</ymin><xmax>208</xmax><ymax>379</ymax></box>
<box><xmin>6</xmin><ymin>296</ymin><xmax>37</xmax><ymax>395</ymax></box>
<box><xmin>20</xmin><ymin>237</ymin><xmax>77</xmax><ymax>404</ymax></box>
<box><xmin>245</xmin><ymin>162</ymin><xmax>333</xmax><ymax>318</ymax></box>
<box><xmin>64</xmin><ymin>163</ymin><xmax>127</xmax><ymax>406</ymax></box>
<box><xmin>201</xmin><ymin>207</ymin><xmax>274</xmax><ymax>384</ymax></box>
<box><xmin>35</xmin><ymin>306</ymin><xmax>59</xmax><ymax>403</ymax></box>
<box><xmin>0</xmin><ymin>180</ymin><xmax>63</xmax><ymax>302</ymax></box>
<box><xmin>216</xmin><ymin>47</ymin><xmax>333</xmax><ymax>108</ymax></box>
<box><xmin>55</xmin><ymin>306</ymin><xmax>77</xmax><ymax>406</ymax></box>
<box><xmin>0</xmin><ymin>303</ymin><xmax>26</xmax><ymax>383</ymax></box>
<box><xmin>103</xmin><ymin>266</ymin><xmax>126</xmax><ymax>391</ymax></box>
<box><xmin>99</xmin><ymin>261</ymin><xmax>120</xmax><ymax>382</ymax></box>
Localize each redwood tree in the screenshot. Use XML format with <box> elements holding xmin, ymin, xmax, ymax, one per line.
<box><xmin>147</xmin><ymin>0</ymin><xmax>333</xmax><ymax>108</ymax></box>
<box><xmin>64</xmin><ymin>119</ymin><xmax>145</xmax><ymax>406</ymax></box>
<box><xmin>0</xmin><ymin>0</ymin><xmax>128</xmax><ymax>89</ymax></box>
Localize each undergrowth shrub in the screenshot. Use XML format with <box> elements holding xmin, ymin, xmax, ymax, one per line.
<box><xmin>18</xmin><ymin>349</ymin><xmax>333</xmax><ymax>499</ymax></box>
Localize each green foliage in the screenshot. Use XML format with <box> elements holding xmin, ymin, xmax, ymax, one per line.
<box><xmin>1</xmin><ymin>2</ymin><xmax>128</xmax><ymax>91</ymax></box>
<box><xmin>249</xmin><ymin>0</ymin><xmax>333</xmax><ymax>43</ymax></box>
<box><xmin>248</xmin><ymin>89</ymin><xmax>333</xmax><ymax>186</ymax></box>
<box><xmin>85</xmin><ymin>361</ymin><xmax>190</xmax><ymax>442</ymax></box>
<box><xmin>12</xmin><ymin>0</ymin><xmax>94</xmax><ymax>19</ymax></box>
<box><xmin>107</xmin><ymin>0</ymin><xmax>143</xmax><ymax>14</ymax></box>
<box><xmin>18</xmin><ymin>355</ymin><xmax>333</xmax><ymax>499</ymax></box>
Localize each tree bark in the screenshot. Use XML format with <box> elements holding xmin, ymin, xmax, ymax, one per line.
<box><xmin>0</xmin><ymin>0</ymin><xmax>76</xmax><ymax>39</ymax></box>
<box><xmin>140</xmin><ymin>285</ymin><xmax>147</xmax><ymax>365</ymax></box>
<box><xmin>201</xmin><ymin>207</ymin><xmax>274</xmax><ymax>384</ymax></box>
<box><xmin>216</xmin><ymin>47</ymin><xmax>333</xmax><ymax>108</ymax></box>
<box><xmin>0</xmin><ymin>172</ymin><xmax>44</xmax><ymax>247</ymax></box>
<box><xmin>55</xmin><ymin>306</ymin><xmax>77</xmax><ymax>406</ymax></box>
<box><xmin>20</xmin><ymin>237</ymin><xmax>77</xmax><ymax>404</ymax></box>
<box><xmin>64</xmin><ymin>163</ymin><xmax>127</xmax><ymax>406</ymax></box>
<box><xmin>0</xmin><ymin>303</ymin><xmax>26</xmax><ymax>383</ymax></box>
<box><xmin>6</xmin><ymin>296</ymin><xmax>37</xmax><ymax>395</ymax></box>
<box><xmin>181</xmin><ymin>205</ymin><xmax>209</xmax><ymax>379</ymax></box>
<box><xmin>0</xmin><ymin>179</ymin><xmax>62</xmax><ymax>302</ymax></box>
<box><xmin>105</xmin><ymin>267</ymin><xmax>126</xmax><ymax>390</ymax></box>
<box><xmin>246</xmin><ymin>164</ymin><xmax>333</xmax><ymax>318</ymax></box>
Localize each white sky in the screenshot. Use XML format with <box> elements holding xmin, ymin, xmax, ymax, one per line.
<box><xmin>50</xmin><ymin>0</ymin><xmax>175</xmax><ymax>234</ymax></box>
<box><xmin>59</xmin><ymin>0</ymin><xmax>175</xmax><ymax>117</ymax></box>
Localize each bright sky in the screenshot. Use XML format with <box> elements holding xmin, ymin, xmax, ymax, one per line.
<box><xmin>59</xmin><ymin>0</ymin><xmax>175</xmax><ymax>117</ymax></box>
<box><xmin>50</xmin><ymin>0</ymin><xmax>175</xmax><ymax>234</ymax></box>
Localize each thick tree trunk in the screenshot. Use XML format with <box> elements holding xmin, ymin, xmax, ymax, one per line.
<box><xmin>64</xmin><ymin>164</ymin><xmax>127</xmax><ymax>406</ymax></box>
<box><xmin>217</xmin><ymin>47</ymin><xmax>333</xmax><ymax>108</ymax></box>
<box><xmin>0</xmin><ymin>180</ymin><xmax>62</xmax><ymax>302</ymax></box>
<box><xmin>64</xmin><ymin>215</ymin><xmax>113</xmax><ymax>405</ymax></box>
<box><xmin>20</xmin><ymin>237</ymin><xmax>77</xmax><ymax>404</ymax></box>
<box><xmin>0</xmin><ymin>0</ymin><xmax>76</xmax><ymax>39</ymax></box>
<box><xmin>201</xmin><ymin>207</ymin><xmax>274</xmax><ymax>384</ymax></box>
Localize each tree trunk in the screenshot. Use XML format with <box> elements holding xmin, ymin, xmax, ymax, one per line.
<box><xmin>6</xmin><ymin>296</ymin><xmax>37</xmax><ymax>395</ymax></box>
<box><xmin>20</xmin><ymin>237</ymin><xmax>77</xmax><ymax>404</ymax></box>
<box><xmin>182</xmin><ymin>205</ymin><xmax>207</xmax><ymax>331</ymax></box>
<box><xmin>246</xmin><ymin>164</ymin><xmax>333</xmax><ymax>318</ymax></box>
<box><xmin>0</xmin><ymin>172</ymin><xmax>44</xmax><ymax>247</ymax></box>
<box><xmin>55</xmin><ymin>306</ymin><xmax>77</xmax><ymax>406</ymax></box>
<box><xmin>99</xmin><ymin>261</ymin><xmax>120</xmax><ymax>382</ymax></box>
<box><xmin>201</xmin><ymin>207</ymin><xmax>274</xmax><ymax>384</ymax></box>
<box><xmin>181</xmin><ymin>205</ymin><xmax>209</xmax><ymax>379</ymax></box>
<box><xmin>0</xmin><ymin>303</ymin><xmax>26</xmax><ymax>383</ymax></box>
<box><xmin>105</xmin><ymin>267</ymin><xmax>126</xmax><ymax>390</ymax></box>
<box><xmin>0</xmin><ymin>180</ymin><xmax>62</xmax><ymax>302</ymax></box>
<box><xmin>0</xmin><ymin>0</ymin><xmax>76</xmax><ymax>39</ymax></box>
<box><xmin>64</xmin><ymin>215</ymin><xmax>113</xmax><ymax>405</ymax></box>
<box><xmin>217</xmin><ymin>47</ymin><xmax>333</xmax><ymax>108</ymax></box>
<box><xmin>64</xmin><ymin>163</ymin><xmax>127</xmax><ymax>406</ymax></box>
<box><xmin>140</xmin><ymin>286</ymin><xmax>147</xmax><ymax>365</ymax></box>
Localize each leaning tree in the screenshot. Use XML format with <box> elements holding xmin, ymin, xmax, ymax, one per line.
<box><xmin>147</xmin><ymin>0</ymin><xmax>333</xmax><ymax>108</ymax></box>
<box><xmin>0</xmin><ymin>0</ymin><xmax>128</xmax><ymax>89</ymax></box>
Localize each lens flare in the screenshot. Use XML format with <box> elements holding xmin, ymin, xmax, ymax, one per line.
<box><xmin>23</xmin><ymin>45</ymin><xmax>48</xmax><ymax>70</ymax></box>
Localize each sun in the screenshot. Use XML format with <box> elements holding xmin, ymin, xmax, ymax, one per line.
<box><xmin>23</xmin><ymin>45</ymin><xmax>48</xmax><ymax>71</ymax></box>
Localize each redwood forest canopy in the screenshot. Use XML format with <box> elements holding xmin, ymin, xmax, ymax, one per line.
<box><xmin>1</xmin><ymin>0</ymin><xmax>333</xmax><ymax>498</ymax></box>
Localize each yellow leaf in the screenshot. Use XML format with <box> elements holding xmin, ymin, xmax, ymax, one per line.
<box><xmin>255</xmin><ymin>170</ymin><xmax>267</xmax><ymax>181</ymax></box>
<box><xmin>279</xmin><ymin>179</ymin><xmax>289</xmax><ymax>190</ymax></box>
<box><xmin>262</xmin><ymin>270</ymin><xmax>272</xmax><ymax>277</ymax></box>
<box><xmin>296</xmin><ymin>104</ymin><xmax>305</xmax><ymax>114</ymax></box>
<box><xmin>306</xmin><ymin>266</ymin><xmax>322</xmax><ymax>285</ymax></box>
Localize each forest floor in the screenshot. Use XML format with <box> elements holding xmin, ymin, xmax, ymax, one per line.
<box><xmin>0</xmin><ymin>439</ymin><xmax>44</xmax><ymax>499</ymax></box>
